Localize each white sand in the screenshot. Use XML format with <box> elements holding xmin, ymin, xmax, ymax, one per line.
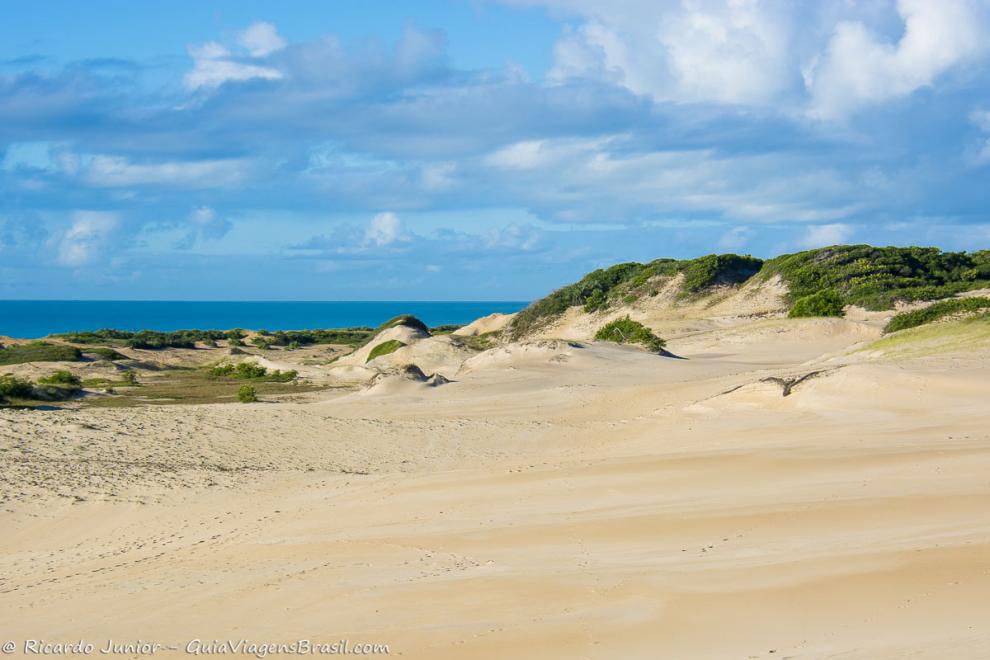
<box><xmin>2</xmin><ymin>308</ymin><xmax>990</xmax><ymax>658</ymax></box>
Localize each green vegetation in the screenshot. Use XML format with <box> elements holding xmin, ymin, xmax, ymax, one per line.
<box><xmin>510</xmin><ymin>254</ymin><xmax>762</xmax><ymax>337</ymax></box>
<box><xmin>0</xmin><ymin>342</ymin><xmax>83</xmax><ymax>365</ymax></box>
<box><xmin>453</xmin><ymin>331</ymin><xmax>500</xmax><ymax>352</ymax></box>
<box><xmin>429</xmin><ymin>324</ymin><xmax>463</xmax><ymax>335</ymax></box>
<box><xmin>366</xmin><ymin>340</ymin><xmax>406</xmax><ymax>362</ymax></box>
<box><xmin>594</xmin><ymin>317</ymin><xmax>666</xmax><ymax>352</ymax></box>
<box><xmin>208</xmin><ymin>362</ymin><xmax>297</xmax><ymax>381</ymax></box>
<box><xmin>237</xmin><ymin>385</ymin><xmax>257</xmax><ymax>403</ymax></box>
<box><xmin>760</xmin><ymin>245</ymin><xmax>990</xmax><ymax>310</ymax></box>
<box><xmin>0</xmin><ymin>372</ymin><xmax>81</xmax><ymax>405</ymax></box>
<box><xmin>788</xmin><ymin>290</ymin><xmax>845</xmax><ymax>318</ymax></box>
<box><xmin>37</xmin><ymin>370</ymin><xmax>81</xmax><ymax>385</ymax></box>
<box><xmin>377</xmin><ymin>315</ymin><xmax>430</xmax><ymax>334</ymax></box>
<box><xmin>86</xmin><ymin>347</ymin><xmax>128</xmax><ymax>361</ymax></box>
<box><xmin>885</xmin><ymin>297</ymin><xmax>990</xmax><ymax>333</ymax></box>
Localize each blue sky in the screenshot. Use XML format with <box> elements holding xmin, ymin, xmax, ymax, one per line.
<box><xmin>2</xmin><ymin>0</ymin><xmax>990</xmax><ymax>300</ymax></box>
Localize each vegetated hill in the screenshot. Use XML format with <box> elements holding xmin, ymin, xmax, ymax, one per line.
<box><xmin>508</xmin><ymin>245</ymin><xmax>990</xmax><ymax>339</ymax></box>
<box><xmin>509</xmin><ymin>254</ymin><xmax>764</xmax><ymax>338</ymax></box>
<box><xmin>759</xmin><ymin>245</ymin><xmax>990</xmax><ymax>310</ymax></box>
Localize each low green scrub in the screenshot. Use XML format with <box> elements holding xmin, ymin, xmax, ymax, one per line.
<box><xmin>759</xmin><ymin>245</ymin><xmax>990</xmax><ymax>310</ymax></box>
<box><xmin>37</xmin><ymin>370</ymin><xmax>82</xmax><ymax>385</ymax></box>
<box><xmin>377</xmin><ymin>315</ymin><xmax>430</xmax><ymax>334</ymax></box>
<box><xmin>0</xmin><ymin>342</ymin><xmax>83</xmax><ymax>365</ymax></box>
<box><xmin>208</xmin><ymin>362</ymin><xmax>297</xmax><ymax>381</ymax></box>
<box><xmin>86</xmin><ymin>347</ymin><xmax>128</xmax><ymax>361</ymax></box>
<box><xmin>429</xmin><ymin>324</ymin><xmax>463</xmax><ymax>335</ymax></box>
<box><xmin>594</xmin><ymin>317</ymin><xmax>666</xmax><ymax>352</ymax></box>
<box><xmin>510</xmin><ymin>254</ymin><xmax>762</xmax><ymax>337</ymax></box>
<box><xmin>788</xmin><ymin>290</ymin><xmax>845</xmax><ymax>318</ymax></box>
<box><xmin>0</xmin><ymin>373</ymin><xmax>81</xmax><ymax>404</ymax></box>
<box><xmin>237</xmin><ymin>385</ymin><xmax>257</xmax><ymax>403</ymax></box>
<box><xmin>885</xmin><ymin>297</ymin><xmax>990</xmax><ymax>333</ymax></box>
<box><xmin>366</xmin><ymin>340</ymin><xmax>405</xmax><ymax>362</ymax></box>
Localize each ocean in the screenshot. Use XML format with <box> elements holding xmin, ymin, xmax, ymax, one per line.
<box><xmin>0</xmin><ymin>300</ymin><xmax>530</xmax><ymax>339</ymax></box>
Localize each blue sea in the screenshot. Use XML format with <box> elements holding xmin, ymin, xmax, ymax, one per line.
<box><xmin>0</xmin><ymin>301</ymin><xmax>530</xmax><ymax>339</ymax></box>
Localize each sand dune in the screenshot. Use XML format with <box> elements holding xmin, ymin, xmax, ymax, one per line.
<box><xmin>2</xmin><ymin>311</ymin><xmax>990</xmax><ymax>658</ymax></box>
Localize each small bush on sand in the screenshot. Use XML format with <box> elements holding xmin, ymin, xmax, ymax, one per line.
<box><xmin>0</xmin><ymin>374</ymin><xmax>35</xmax><ymax>400</ymax></box>
<box><xmin>122</xmin><ymin>371</ymin><xmax>139</xmax><ymax>385</ymax></box>
<box><xmin>594</xmin><ymin>317</ymin><xmax>666</xmax><ymax>352</ymax></box>
<box><xmin>37</xmin><ymin>370</ymin><xmax>81</xmax><ymax>385</ymax></box>
<box><xmin>788</xmin><ymin>290</ymin><xmax>845</xmax><ymax>318</ymax></box>
<box><xmin>237</xmin><ymin>385</ymin><xmax>257</xmax><ymax>403</ymax></box>
<box><xmin>366</xmin><ymin>340</ymin><xmax>406</xmax><ymax>362</ymax></box>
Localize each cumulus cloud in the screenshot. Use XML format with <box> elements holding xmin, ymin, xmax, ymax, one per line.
<box><xmin>56</xmin><ymin>211</ymin><xmax>121</xmax><ymax>266</ymax></box>
<box><xmin>173</xmin><ymin>206</ymin><xmax>233</xmax><ymax>249</ymax></box>
<box><xmin>807</xmin><ymin>0</ymin><xmax>990</xmax><ymax>119</ymax></box>
<box><xmin>799</xmin><ymin>223</ymin><xmax>854</xmax><ymax>249</ymax></box>
<box><xmin>238</xmin><ymin>22</ymin><xmax>287</xmax><ymax>58</ymax></box>
<box><xmin>364</xmin><ymin>212</ymin><xmax>409</xmax><ymax>247</ymax></box>
<box><xmin>184</xmin><ymin>33</ymin><xmax>283</xmax><ymax>90</ymax></box>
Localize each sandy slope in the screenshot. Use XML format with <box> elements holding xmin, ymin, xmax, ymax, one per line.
<box><xmin>2</xmin><ymin>315</ymin><xmax>990</xmax><ymax>659</ymax></box>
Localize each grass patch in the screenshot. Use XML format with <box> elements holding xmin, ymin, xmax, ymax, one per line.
<box><xmin>884</xmin><ymin>297</ymin><xmax>990</xmax><ymax>333</ymax></box>
<box><xmin>366</xmin><ymin>340</ymin><xmax>405</xmax><ymax>362</ymax></box>
<box><xmin>84</xmin><ymin>347</ymin><xmax>128</xmax><ymax>361</ymax></box>
<box><xmin>594</xmin><ymin>317</ymin><xmax>666</xmax><ymax>352</ymax></box>
<box><xmin>82</xmin><ymin>369</ymin><xmax>325</xmax><ymax>408</ymax></box>
<box><xmin>788</xmin><ymin>289</ymin><xmax>845</xmax><ymax>318</ymax></box>
<box><xmin>37</xmin><ymin>370</ymin><xmax>81</xmax><ymax>385</ymax></box>
<box><xmin>0</xmin><ymin>342</ymin><xmax>83</xmax><ymax>365</ymax></box>
<box><xmin>429</xmin><ymin>324</ymin><xmax>463</xmax><ymax>335</ymax></box>
<box><xmin>453</xmin><ymin>331</ymin><xmax>500</xmax><ymax>352</ymax></box>
<box><xmin>0</xmin><ymin>372</ymin><xmax>82</xmax><ymax>405</ymax></box>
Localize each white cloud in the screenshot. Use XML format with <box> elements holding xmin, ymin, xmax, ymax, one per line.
<box><xmin>56</xmin><ymin>211</ymin><xmax>120</xmax><ymax>266</ymax></box>
<box><xmin>238</xmin><ymin>22</ymin><xmax>287</xmax><ymax>57</ymax></box>
<box><xmin>184</xmin><ymin>39</ymin><xmax>282</xmax><ymax>91</ymax></box>
<box><xmin>716</xmin><ymin>225</ymin><xmax>752</xmax><ymax>251</ymax></box>
<box><xmin>79</xmin><ymin>155</ymin><xmax>250</xmax><ymax>188</ymax></box>
<box><xmin>484</xmin><ymin>140</ymin><xmax>547</xmax><ymax>169</ymax></box>
<box><xmin>364</xmin><ymin>212</ymin><xmax>409</xmax><ymax>247</ymax></box>
<box><xmin>807</xmin><ymin>0</ymin><xmax>990</xmax><ymax>119</ymax></box>
<box><xmin>799</xmin><ymin>223</ymin><xmax>854</xmax><ymax>249</ymax></box>
<box><xmin>174</xmin><ymin>206</ymin><xmax>233</xmax><ymax>249</ymax></box>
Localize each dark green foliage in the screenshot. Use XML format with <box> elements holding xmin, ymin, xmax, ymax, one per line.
<box><xmin>0</xmin><ymin>374</ymin><xmax>35</xmax><ymax>400</ymax></box>
<box><xmin>760</xmin><ymin>245</ymin><xmax>990</xmax><ymax>310</ymax></box>
<box><xmin>510</xmin><ymin>254</ymin><xmax>763</xmax><ymax>337</ymax></box>
<box><xmin>429</xmin><ymin>324</ymin><xmax>463</xmax><ymax>335</ymax></box>
<box><xmin>265</xmin><ymin>328</ymin><xmax>374</xmax><ymax>348</ymax></box>
<box><xmin>86</xmin><ymin>347</ymin><xmax>128</xmax><ymax>361</ymax></box>
<box><xmin>366</xmin><ymin>340</ymin><xmax>406</xmax><ymax>362</ymax></box>
<box><xmin>37</xmin><ymin>370</ymin><xmax>81</xmax><ymax>385</ymax></box>
<box><xmin>237</xmin><ymin>385</ymin><xmax>257</xmax><ymax>403</ymax></box>
<box><xmin>208</xmin><ymin>362</ymin><xmax>296</xmax><ymax>381</ymax></box>
<box><xmin>0</xmin><ymin>342</ymin><xmax>83</xmax><ymax>365</ymax></box>
<box><xmin>251</xmin><ymin>336</ymin><xmax>271</xmax><ymax>349</ymax></box>
<box><xmin>122</xmin><ymin>371</ymin><xmax>139</xmax><ymax>385</ymax></box>
<box><xmin>57</xmin><ymin>328</ymin><xmax>229</xmax><ymax>349</ymax></box>
<box><xmin>377</xmin><ymin>315</ymin><xmax>430</xmax><ymax>334</ymax></box>
<box><xmin>788</xmin><ymin>290</ymin><xmax>846</xmax><ymax>318</ymax></box>
<box><xmin>594</xmin><ymin>317</ymin><xmax>666</xmax><ymax>352</ymax></box>
<box><xmin>884</xmin><ymin>297</ymin><xmax>990</xmax><ymax>333</ymax></box>
<box><xmin>287</xmin><ymin>341</ymin><xmax>300</xmax><ymax>351</ymax></box>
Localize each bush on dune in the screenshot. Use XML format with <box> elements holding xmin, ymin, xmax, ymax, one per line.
<box><xmin>788</xmin><ymin>290</ymin><xmax>845</xmax><ymax>318</ymax></box>
<box><xmin>237</xmin><ymin>385</ymin><xmax>257</xmax><ymax>403</ymax></box>
<box><xmin>594</xmin><ymin>317</ymin><xmax>666</xmax><ymax>353</ymax></box>
<box><xmin>37</xmin><ymin>370</ymin><xmax>81</xmax><ymax>385</ymax></box>
<box><xmin>884</xmin><ymin>297</ymin><xmax>990</xmax><ymax>333</ymax></box>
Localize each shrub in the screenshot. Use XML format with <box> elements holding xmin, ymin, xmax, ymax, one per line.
<box><xmin>884</xmin><ymin>297</ymin><xmax>990</xmax><ymax>333</ymax></box>
<box><xmin>788</xmin><ymin>290</ymin><xmax>845</xmax><ymax>318</ymax></box>
<box><xmin>366</xmin><ymin>340</ymin><xmax>406</xmax><ymax>362</ymax></box>
<box><xmin>87</xmin><ymin>347</ymin><xmax>127</xmax><ymax>361</ymax></box>
<box><xmin>594</xmin><ymin>317</ymin><xmax>666</xmax><ymax>352</ymax></box>
<box><xmin>37</xmin><ymin>370</ymin><xmax>81</xmax><ymax>385</ymax></box>
<box><xmin>122</xmin><ymin>371</ymin><xmax>139</xmax><ymax>385</ymax></box>
<box><xmin>266</xmin><ymin>369</ymin><xmax>298</xmax><ymax>382</ymax></box>
<box><xmin>237</xmin><ymin>385</ymin><xmax>257</xmax><ymax>403</ymax></box>
<box><xmin>0</xmin><ymin>342</ymin><xmax>83</xmax><ymax>365</ymax></box>
<box><xmin>377</xmin><ymin>315</ymin><xmax>430</xmax><ymax>334</ymax></box>
<box><xmin>251</xmin><ymin>337</ymin><xmax>271</xmax><ymax>350</ymax></box>
<box><xmin>0</xmin><ymin>374</ymin><xmax>35</xmax><ymax>400</ymax></box>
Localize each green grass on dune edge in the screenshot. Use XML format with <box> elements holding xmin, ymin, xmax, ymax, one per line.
<box><xmin>508</xmin><ymin>245</ymin><xmax>990</xmax><ymax>337</ymax></box>
<box><xmin>859</xmin><ymin>313</ymin><xmax>990</xmax><ymax>357</ymax></box>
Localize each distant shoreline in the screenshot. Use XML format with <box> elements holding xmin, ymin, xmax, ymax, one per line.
<box><xmin>0</xmin><ymin>300</ymin><xmax>528</xmax><ymax>341</ymax></box>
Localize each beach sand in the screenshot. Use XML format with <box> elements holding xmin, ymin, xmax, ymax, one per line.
<box><xmin>2</xmin><ymin>315</ymin><xmax>989</xmax><ymax>658</ymax></box>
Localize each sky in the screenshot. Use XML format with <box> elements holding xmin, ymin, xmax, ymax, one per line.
<box><xmin>2</xmin><ymin>0</ymin><xmax>990</xmax><ymax>301</ymax></box>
